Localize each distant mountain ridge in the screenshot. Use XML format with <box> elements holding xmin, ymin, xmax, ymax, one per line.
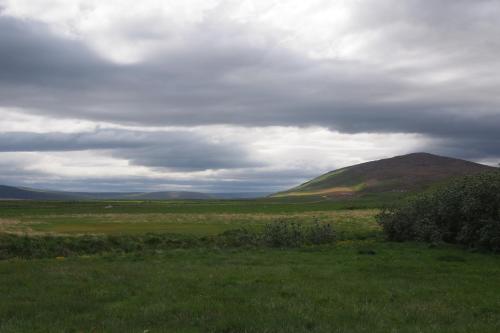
<box><xmin>273</xmin><ymin>153</ymin><xmax>496</xmax><ymax>198</ymax></box>
<box><xmin>0</xmin><ymin>185</ymin><xmax>212</xmax><ymax>200</ymax></box>
<box><xmin>0</xmin><ymin>185</ymin><xmax>79</xmax><ymax>200</ymax></box>
<box><xmin>0</xmin><ymin>185</ymin><xmax>267</xmax><ymax>200</ymax></box>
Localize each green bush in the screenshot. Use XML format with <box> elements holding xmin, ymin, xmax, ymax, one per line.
<box><xmin>306</xmin><ymin>220</ymin><xmax>336</xmax><ymax>245</ymax></box>
<box><xmin>377</xmin><ymin>171</ymin><xmax>500</xmax><ymax>252</ymax></box>
<box><xmin>216</xmin><ymin>228</ymin><xmax>261</xmax><ymax>247</ymax></box>
<box><xmin>263</xmin><ymin>220</ymin><xmax>305</xmax><ymax>247</ymax></box>
<box><xmin>216</xmin><ymin>220</ymin><xmax>336</xmax><ymax>248</ymax></box>
<box><xmin>262</xmin><ymin>220</ymin><xmax>336</xmax><ymax>247</ymax></box>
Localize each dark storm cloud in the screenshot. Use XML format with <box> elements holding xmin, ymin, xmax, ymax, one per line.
<box><xmin>0</xmin><ymin>129</ymin><xmax>260</xmax><ymax>171</ymax></box>
<box><xmin>0</xmin><ymin>0</ymin><xmax>500</xmax><ymax>161</ymax></box>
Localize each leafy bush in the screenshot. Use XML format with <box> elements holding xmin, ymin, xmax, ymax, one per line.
<box><xmin>262</xmin><ymin>220</ymin><xmax>336</xmax><ymax>247</ymax></box>
<box><xmin>262</xmin><ymin>220</ymin><xmax>306</xmax><ymax>247</ymax></box>
<box><xmin>377</xmin><ymin>171</ymin><xmax>500</xmax><ymax>252</ymax></box>
<box><xmin>216</xmin><ymin>228</ymin><xmax>261</xmax><ymax>247</ymax></box>
<box><xmin>306</xmin><ymin>220</ymin><xmax>336</xmax><ymax>245</ymax></box>
<box><xmin>216</xmin><ymin>220</ymin><xmax>336</xmax><ymax>248</ymax></box>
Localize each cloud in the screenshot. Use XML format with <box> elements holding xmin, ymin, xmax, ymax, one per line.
<box><xmin>0</xmin><ymin>1</ymin><xmax>499</xmax><ymax>191</ymax></box>
<box><xmin>0</xmin><ymin>6</ymin><xmax>498</xmax><ymax>155</ymax></box>
<box><xmin>1</xmin><ymin>13</ymin><xmax>404</xmax><ymax>130</ymax></box>
<box><xmin>0</xmin><ymin>150</ymin><xmax>309</xmax><ymax>193</ymax></box>
<box><xmin>0</xmin><ymin>129</ymin><xmax>261</xmax><ymax>171</ymax></box>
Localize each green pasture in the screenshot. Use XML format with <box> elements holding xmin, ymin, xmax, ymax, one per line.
<box><xmin>0</xmin><ymin>199</ymin><xmax>499</xmax><ymax>332</ymax></box>
<box><xmin>1</xmin><ymin>243</ymin><xmax>499</xmax><ymax>332</ymax></box>
<box><xmin>1</xmin><ymin>209</ymin><xmax>378</xmax><ymax>240</ymax></box>
<box><xmin>0</xmin><ymin>193</ymin><xmax>401</xmax><ymax>216</ymax></box>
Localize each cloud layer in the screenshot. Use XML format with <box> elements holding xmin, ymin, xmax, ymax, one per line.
<box><xmin>0</xmin><ymin>129</ymin><xmax>260</xmax><ymax>170</ymax></box>
<box><xmin>0</xmin><ymin>0</ymin><xmax>499</xmax><ymax>191</ymax></box>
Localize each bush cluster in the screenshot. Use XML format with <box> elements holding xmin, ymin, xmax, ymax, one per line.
<box><xmin>377</xmin><ymin>171</ymin><xmax>500</xmax><ymax>252</ymax></box>
<box><xmin>218</xmin><ymin>220</ymin><xmax>336</xmax><ymax>248</ymax></box>
<box><xmin>263</xmin><ymin>220</ymin><xmax>336</xmax><ymax>247</ymax></box>
<box><xmin>0</xmin><ymin>220</ymin><xmax>336</xmax><ymax>259</ymax></box>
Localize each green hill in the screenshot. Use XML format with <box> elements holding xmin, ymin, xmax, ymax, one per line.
<box><xmin>273</xmin><ymin>153</ymin><xmax>496</xmax><ymax>198</ymax></box>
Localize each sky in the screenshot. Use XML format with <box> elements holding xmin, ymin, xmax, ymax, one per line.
<box><xmin>0</xmin><ymin>0</ymin><xmax>499</xmax><ymax>193</ymax></box>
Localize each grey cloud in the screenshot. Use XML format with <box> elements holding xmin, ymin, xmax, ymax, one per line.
<box><xmin>0</xmin><ymin>130</ymin><xmax>142</xmax><ymax>151</ymax></box>
<box><xmin>0</xmin><ymin>129</ymin><xmax>261</xmax><ymax>171</ymax></box>
<box><xmin>0</xmin><ymin>16</ymin><xmax>113</xmax><ymax>85</ymax></box>
<box><xmin>0</xmin><ymin>1</ymin><xmax>499</xmax><ymax>163</ymax></box>
<box><xmin>0</xmin><ymin>157</ymin><xmax>54</xmax><ymax>187</ymax></box>
<box><xmin>0</xmin><ymin>159</ymin><xmax>304</xmax><ymax>193</ymax></box>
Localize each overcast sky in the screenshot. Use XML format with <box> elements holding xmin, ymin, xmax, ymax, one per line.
<box><xmin>0</xmin><ymin>0</ymin><xmax>499</xmax><ymax>192</ymax></box>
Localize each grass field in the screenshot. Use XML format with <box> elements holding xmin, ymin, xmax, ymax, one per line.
<box><xmin>0</xmin><ymin>209</ymin><xmax>378</xmax><ymax>240</ymax></box>
<box><xmin>0</xmin><ymin>199</ymin><xmax>499</xmax><ymax>332</ymax></box>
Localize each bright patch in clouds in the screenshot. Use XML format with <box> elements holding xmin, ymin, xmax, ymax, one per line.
<box><xmin>2</xmin><ymin>0</ymin><xmax>354</xmax><ymax>63</ymax></box>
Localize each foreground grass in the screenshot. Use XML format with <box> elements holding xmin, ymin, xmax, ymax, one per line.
<box><xmin>1</xmin><ymin>200</ymin><xmax>499</xmax><ymax>332</ymax></box>
<box><xmin>1</xmin><ymin>243</ymin><xmax>499</xmax><ymax>333</ymax></box>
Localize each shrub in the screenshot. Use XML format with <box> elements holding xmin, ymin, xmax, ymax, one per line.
<box><xmin>262</xmin><ymin>220</ymin><xmax>336</xmax><ymax>247</ymax></box>
<box><xmin>262</xmin><ymin>220</ymin><xmax>305</xmax><ymax>247</ymax></box>
<box><xmin>307</xmin><ymin>220</ymin><xmax>336</xmax><ymax>245</ymax></box>
<box><xmin>215</xmin><ymin>220</ymin><xmax>336</xmax><ymax>248</ymax></box>
<box><xmin>377</xmin><ymin>171</ymin><xmax>500</xmax><ymax>252</ymax></box>
<box><xmin>216</xmin><ymin>228</ymin><xmax>261</xmax><ymax>247</ymax></box>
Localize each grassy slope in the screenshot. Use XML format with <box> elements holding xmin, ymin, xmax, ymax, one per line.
<box><xmin>274</xmin><ymin>153</ymin><xmax>495</xmax><ymax>197</ymax></box>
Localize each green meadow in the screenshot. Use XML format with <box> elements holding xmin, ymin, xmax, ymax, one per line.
<box><xmin>0</xmin><ymin>199</ymin><xmax>499</xmax><ymax>332</ymax></box>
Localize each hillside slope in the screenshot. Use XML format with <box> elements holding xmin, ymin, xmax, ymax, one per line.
<box><xmin>273</xmin><ymin>153</ymin><xmax>496</xmax><ymax>198</ymax></box>
<box><xmin>0</xmin><ymin>185</ymin><xmax>79</xmax><ymax>200</ymax></box>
